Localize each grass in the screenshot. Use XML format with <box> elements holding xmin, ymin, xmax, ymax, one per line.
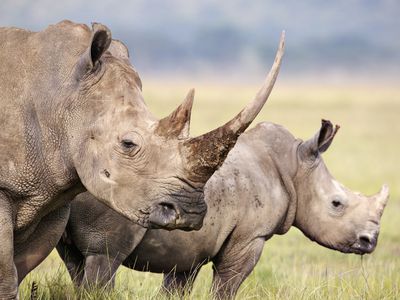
<box><xmin>20</xmin><ymin>80</ymin><xmax>400</xmax><ymax>299</ymax></box>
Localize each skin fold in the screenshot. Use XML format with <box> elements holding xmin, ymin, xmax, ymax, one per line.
<box><xmin>59</xmin><ymin>120</ymin><xmax>389</xmax><ymax>299</ymax></box>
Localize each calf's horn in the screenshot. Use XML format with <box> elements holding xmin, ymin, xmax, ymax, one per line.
<box><xmin>373</xmin><ymin>184</ymin><xmax>389</xmax><ymax>215</ymax></box>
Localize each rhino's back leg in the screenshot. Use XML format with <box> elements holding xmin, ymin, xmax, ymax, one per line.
<box><xmin>211</xmin><ymin>236</ymin><xmax>265</xmax><ymax>299</ymax></box>
<box><xmin>162</xmin><ymin>264</ymin><xmax>203</xmax><ymax>296</ymax></box>
<box><xmin>14</xmin><ymin>204</ymin><xmax>71</xmax><ymax>283</ymax></box>
<box><xmin>0</xmin><ymin>193</ymin><xmax>18</xmax><ymax>299</ymax></box>
<box><xmin>56</xmin><ymin>227</ymin><xmax>85</xmax><ymax>286</ymax></box>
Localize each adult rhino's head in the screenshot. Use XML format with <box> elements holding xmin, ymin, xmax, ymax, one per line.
<box><xmin>294</xmin><ymin>120</ymin><xmax>389</xmax><ymax>254</ymax></box>
<box><xmin>68</xmin><ymin>23</ymin><xmax>285</xmax><ymax>230</ymax></box>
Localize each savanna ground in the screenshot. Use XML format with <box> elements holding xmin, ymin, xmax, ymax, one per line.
<box><xmin>20</xmin><ymin>80</ymin><xmax>400</xmax><ymax>299</ymax></box>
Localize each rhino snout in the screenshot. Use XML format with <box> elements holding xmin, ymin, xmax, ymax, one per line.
<box><xmin>148</xmin><ymin>200</ymin><xmax>207</xmax><ymax>231</ymax></box>
<box><xmin>148</xmin><ymin>202</ymin><xmax>179</xmax><ymax>229</ymax></box>
<box><xmin>350</xmin><ymin>232</ymin><xmax>378</xmax><ymax>254</ymax></box>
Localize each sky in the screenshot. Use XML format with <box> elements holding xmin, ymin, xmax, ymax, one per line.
<box><xmin>1</xmin><ymin>0</ymin><xmax>399</xmax><ymax>82</ymax></box>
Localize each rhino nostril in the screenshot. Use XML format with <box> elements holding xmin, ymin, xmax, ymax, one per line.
<box><xmin>159</xmin><ymin>202</ymin><xmax>176</xmax><ymax>212</ymax></box>
<box><xmin>359</xmin><ymin>235</ymin><xmax>371</xmax><ymax>245</ymax></box>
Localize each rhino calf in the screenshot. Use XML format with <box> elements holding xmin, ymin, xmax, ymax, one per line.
<box><xmin>58</xmin><ymin>120</ymin><xmax>389</xmax><ymax>299</ymax></box>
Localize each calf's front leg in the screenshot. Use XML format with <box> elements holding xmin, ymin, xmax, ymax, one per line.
<box><xmin>162</xmin><ymin>265</ymin><xmax>203</xmax><ymax>296</ymax></box>
<box><xmin>211</xmin><ymin>237</ymin><xmax>265</xmax><ymax>299</ymax></box>
<box><xmin>0</xmin><ymin>194</ymin><xmax>18</xmax><ymax>300</ymax></box>
<box><xmin>56</xmin><ymin>228</ymin><xmax>85</xmax><ymax>286</ymax></box>
<box><xmin>82</xmin><ymin>254</ymin><xmax>123</xmax><ymax>288</ymax></box>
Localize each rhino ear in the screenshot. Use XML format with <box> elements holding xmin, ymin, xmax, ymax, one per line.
<box><xmin>108</xmin><ymin>39</ymin><xmax>143</xmax><ymax>91</ymax></box>
<box><xmin>301</xmin><ymin>119</ymin><xmax>340</xmax><ymax>159</ymax></box>
<box><xmin>316</xmin><ymin>119</ymin><xmax>340</xmax><ymax>153</ymax></box>
<box><xmin>89</xmin><ymin>23</ymin><xmax>112</xmax><ymax>67</ymax></box>
<box><xmin>76</xmin><ymin>23</ymin><xmax>112</xmax><ymax>77</ymax></box>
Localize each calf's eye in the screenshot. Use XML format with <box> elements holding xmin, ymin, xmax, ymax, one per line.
<box><xmin>332</xmin><ymin>200</ymin><xmax>342</xmax><ymax>208</ymax></box>
<box><xmin>121</xmin><ymin>139</ymin><xmax>137</xmax><ymax>149</ymax></box>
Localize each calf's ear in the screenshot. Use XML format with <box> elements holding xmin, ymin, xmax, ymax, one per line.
<box><xmin>316</xmin><ymin>119</ymin><xmax>340</xmax><ymax>153</ymax></box>
<box><xmin>75</xmin><ymin>23</ymin><xmax>112</xmax><ymax>78</ymax></box>
<box><xmin>300</xmin><ymin>119</ymin><xmax>340</xmax><ymax>159</ymax></box>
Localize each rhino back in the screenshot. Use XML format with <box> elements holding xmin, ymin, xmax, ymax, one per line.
<box><xmin>126</xmin><ymin>122</ymin><xmax>296</xmax><ymax>273</ymax></box>
<box><xmin>0</xmin><ymin>21</ymin><xmax>90</xmax><ymax>103</ymax></box>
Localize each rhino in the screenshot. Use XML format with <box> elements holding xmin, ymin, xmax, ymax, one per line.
<box><xmin>58</xmin><ymin>120</ymin><xmax>389</xmax><ymax>299</ymax></box>
<box><xmin>0</xmin><ymin>21</ymin><xmax>284</xmax><ymax>298</ymax></box>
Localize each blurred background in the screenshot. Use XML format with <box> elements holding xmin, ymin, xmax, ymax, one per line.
<box><xmin>1</xmin><ymin>0</ymin><xmax>399</xmax><ymax>83</ymax></box>
<box><xmin>1</xmin><ymin>1</ymin><xmax>399</xmax><ymax>298</ymax></box>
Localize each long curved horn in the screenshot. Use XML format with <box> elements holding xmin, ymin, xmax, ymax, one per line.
<box><xmin>183</xmin><ymin>31</ymin><xmax>285</xmax><ymax>180</ymax></box>
<box><xmin>156</xmin><ymin>88</ymin><xmax>195</xmax><ymax>139</ymax></box>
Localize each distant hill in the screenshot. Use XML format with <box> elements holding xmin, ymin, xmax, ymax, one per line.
<box><xmin>1</xmin><ymin>0</ymin><xmax>399</xmax><ymax>79</ymax></box>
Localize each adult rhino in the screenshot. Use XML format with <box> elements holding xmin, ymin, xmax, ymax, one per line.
<box><xmin>0</xmin><ymin>21</ymin><xmax>284</xmax><ymax>299</ymax></box>
<box><xmin>59</xmin><ymin>120</ymin><xmax>389</xmax><ymax>299</ymax></box>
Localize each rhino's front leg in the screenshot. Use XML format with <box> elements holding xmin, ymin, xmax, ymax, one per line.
<box><xmin>0</xmin><ymin>195</ymin><xmax>18</xmax><ymax>300</ymax></box>
<box><xmin>211</xmin><ymin>237</ymin><xmax>265</xmax><ymax>299</ymax></box>
<box><xmin>14</xmin><ymin>204</ymin><xmax>71</xmax><ymax>283</ymax></box>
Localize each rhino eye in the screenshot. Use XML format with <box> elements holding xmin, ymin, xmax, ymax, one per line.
<box><xmin>118</xmin><ymin>132</ymin><xmax>142</xmax><ymax>156</ymax></box>
<box><xmin>121</xmin><ymin>139</ymin><xmax>137</xmax><ymax>149</ymax></box>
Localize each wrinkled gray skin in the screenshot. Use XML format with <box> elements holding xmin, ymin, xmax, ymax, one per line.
<box><xmin>59</xmin><ymin>120</ymin><xmax>389</xmax><ymax>299</ymax></box>
<box><xmin>0</xmin><ymin>21</ymin><xmax>284</xmax><ymax>299</ymax></box>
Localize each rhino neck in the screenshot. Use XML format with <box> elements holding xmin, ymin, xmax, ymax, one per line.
<box><xmin>19</xmin><ymin>71</ymin><xmax>84</xmax><ymax>196</ymax></box>
<box><xmin>239</xmin><ymin>122</ymin><xmax>300</xmax><ymax>234</ymax></box>
<box><xmin>272</xmin><ymin>140</ymin><xmax>300</xmax><ymax>235</ymax></box>
<box><xmin>17</xmin><ymin>24</ymin><xmax>89</xmax><ymax>200</ymax></box>
<box><xmin>0</xmin><ymin>23</ymin><xmax>90</xmax><ymax>228</ymax></box>
<box><xmin>7</xmin><ymin>94</ymin><xmax>85</xmax><ymax>230</ymax></box>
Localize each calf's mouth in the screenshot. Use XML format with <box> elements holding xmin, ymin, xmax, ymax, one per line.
<box><xmin>349</xmin><ymin>233</ymin><xmax>378</xmax><ymax>254</ymax></box>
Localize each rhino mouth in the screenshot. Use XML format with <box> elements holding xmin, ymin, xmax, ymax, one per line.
<box><xmin>349</xmin><ymin>234</ymin><xmax>377</xmax><ymax>254</ymax></box>
<box><xmin>316</xmin><ymin>234</ymin><xmax>378</xmax><ymax>255</ymax></box>
<box><xmin>148</xmin><ymin>199</ymin><xmax>207</xmax><ymax>231</ymax></box>
<box><xmin>148</xmin><ymin>202</ymin><xmax>179</xmax><ymax>229</ymax></box>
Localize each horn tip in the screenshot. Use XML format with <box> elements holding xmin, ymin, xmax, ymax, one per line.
<box><xmin>280</xmin><ymin>30</ymin><xmax>286</xmax><ymax>47</ymax></box>
<box><xmin>377</xmin><ymin>184</ymin><xmax>390</xmax><ymax>207</ymax></box>
<box><xmin>381</xmin><ymin>183</ymin><xmax>389</xmax><ymax>195</ymax></box>
<box><xmin>185</xmin><ymin>88</ymin><xmax>195</xmax><ymax>103</ymax></box>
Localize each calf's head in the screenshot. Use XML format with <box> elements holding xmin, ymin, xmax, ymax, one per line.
<box><xmin>68</xmin><ymin>24</ymin><xmax>285</xmax><ymax>230</ymax></box>
<box><xmin>294</xmin><ymin>120</ymin><xmax>389</xmax><ymax>254</ymax></box>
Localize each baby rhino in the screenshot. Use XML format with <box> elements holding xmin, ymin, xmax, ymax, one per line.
<box><xmin>58</xmin><ymin>120</ymin><xmax>389</xmax><ymax>299</ymax></box>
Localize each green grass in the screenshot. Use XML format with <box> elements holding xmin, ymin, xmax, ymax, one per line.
<box><xmin>20</xmin><ymin>81</ymin><xmax>400</xmax><ymax>299</ymax></box>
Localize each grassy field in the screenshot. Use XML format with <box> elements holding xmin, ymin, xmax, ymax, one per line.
<box><xmin>20</xmin><ymin>80</ymin><xmax>400</xmax><ymax>299</ymax></box>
